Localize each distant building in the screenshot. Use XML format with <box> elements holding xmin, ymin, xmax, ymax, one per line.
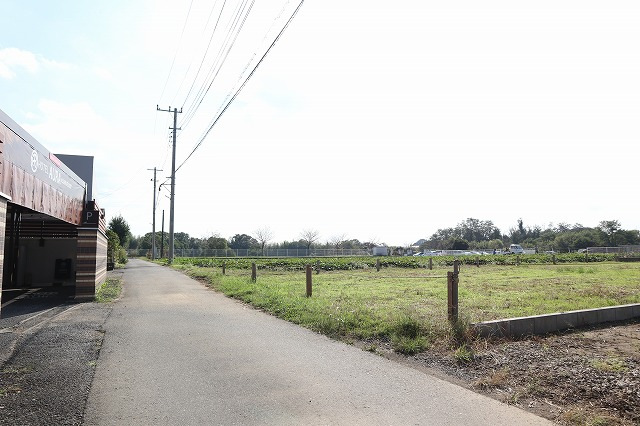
<box><xmin>372</xmin><ymin>246</ymin><xmax>389</xmax><ymax>256</ymax></box>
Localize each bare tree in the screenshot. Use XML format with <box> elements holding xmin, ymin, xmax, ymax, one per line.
<box><xmin>254</xmin><ymin>226</ymin><xmax>274</xmax><ymax>256</ymax></box>
<box><xmin>329</xmin><ymin>233</ymin><xmax>347</xmax><ymax>252</ymax></box>
<box><xmin>300</xmin><ymin>229</ymin><xmax>320</xmax><ymax>252</ymax></box>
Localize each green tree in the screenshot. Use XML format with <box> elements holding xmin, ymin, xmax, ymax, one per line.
<box><xmin>598</xmin><ymin>220</ymin><xmax>621</xmax><ymax>245</ymax></box>
<box><xmin>229</xmin><ymin>234</ymin><xmax>258</xmax><ymax>250</ymax></box>
<box><xmin>457</xmin><ymin>218</ymin><xmax>501</xmax><ymax>242</ymax></box>
<box><xmin>106</xmin><ymin>229</ymin><xmax>127</xmax><ymax>264</ymax></box>
<box><xmin>106</xmin><ymin>229</ymin><xmax>120</xmax><ymax>259</ymax></box>
<box><xmin>446</xmin><ymin>238</ymin><xmax>469</xmax><ymax>250</ymax></box>
<box><xmin>206</xmin><ymin>236</ymin><xmax>228</xmax><ymax>250</ymax></box>
<box><xmin>172</xmin><ymin>232</ymin><xmax>191</xmax><ymax>249</ymax></box>
<box><xmin>611</xmin><ymin>229</ymin><xmax>640</xmax><ymax>246</ymax></box>
<box><xmin>553</xmin><ymin>229</ymin><xmax>606</xmax><ymax>252</ymax></box>
<box><xmin>108</xmin><ymin>215</ymin><xmax>131</xmax><ymax>248</ymax></box>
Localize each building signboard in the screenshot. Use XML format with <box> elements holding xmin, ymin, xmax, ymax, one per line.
<box><xmin>0</xmin><ymin>108</ymin><xmax>86</xmax><ymax>224</ymax></box>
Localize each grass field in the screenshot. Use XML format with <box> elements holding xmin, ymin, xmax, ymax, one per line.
<box><xmin>171</xmin><ymin>260</ymin><xmax>640</xmax><ymax>353</ymax></box>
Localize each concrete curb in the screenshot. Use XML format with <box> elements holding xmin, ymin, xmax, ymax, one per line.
<box><xmin>473</xmin><ymin>303</ymin><xmax>640</xmax><ymax>338</ymax></box>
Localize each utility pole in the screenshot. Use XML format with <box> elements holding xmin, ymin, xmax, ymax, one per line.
<box><xmin>160</xmin><ymin>209</ymin><xmax>165</xmax><ymax>258</ymax></box>
<box><xmin>147</xmin><ymin>167</ymin><xmax>162</xmax><ymax>260</ymax></box>
<box><xmin>157</xmin><ymin>105</ymin><xmax>182</xmax><ymax>263</ymax></box>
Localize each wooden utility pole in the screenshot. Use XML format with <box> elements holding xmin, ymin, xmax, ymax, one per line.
<box><xmin>156</xmin><ymin>106</ymin><xmax>182</xmax><ymax>264</ymax></box>
<box><xmin>306</xmin><ymin>264</ymin><xmax>312</xmax><ymax>297</ymax></box>
<box><xmin>147</xmin><ymin>167</ymin><xmax>162</xmax><ymax>260</ymax></box>
<box><xmin>160</xmin><ymin>210</ymin><xmax>165</xmax><ymax>258</ymax></box>
<box><xmin>448</xmin><ymin>260</ymin><xmax>460</xmax><ymax>322</ymax></box>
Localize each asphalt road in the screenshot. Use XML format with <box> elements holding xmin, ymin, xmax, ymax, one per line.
<box><xmin>84</xmin><ymin>259</ymin><xmax>551</xmax><ymax>425</ymax></box>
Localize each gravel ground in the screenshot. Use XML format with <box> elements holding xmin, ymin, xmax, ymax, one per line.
<box><xmin>0</xmin><ymin>302</ymin><xmax>112</xmax><ymax>426</ymax></box>
<box><xmin>362</xmin><ymin>320</ymin><xmax>640</xmax><ymax>425</ymax></box>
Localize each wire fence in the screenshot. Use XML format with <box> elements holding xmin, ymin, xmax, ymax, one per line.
<box><xmin>586</xmin><ymin>245</ymin><xmax>640</xmax><ymax>254</ymax></box>
<box><xmin>126</xmin><ymin>245</ymin><xmax>640</xmax><ymax>259</ymax></box>
<box><xmin>126</xmin><ymin>248</ymin><xmax>372</xmax><ymax>258</ymax></box>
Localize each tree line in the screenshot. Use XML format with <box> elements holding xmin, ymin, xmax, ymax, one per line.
<box><xmin>121</xmin><ymin>225</ymin><xmax>379</xmax><ymax>254</ymax></box>
<box><xmin>418</xmin><ymin>218</ymin><xmax>640</xmax><ymax>252</ymax></box>
<box><xmin>108</xmin><ymin>214</ymin><xmax>640</xmax><ymax>255</ymax></box>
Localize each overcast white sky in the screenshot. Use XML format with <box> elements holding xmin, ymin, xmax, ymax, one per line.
<box><xmin>1</xmin><ymin>0</ymin><xmax>639</xmax><ymax>246</ymax></box>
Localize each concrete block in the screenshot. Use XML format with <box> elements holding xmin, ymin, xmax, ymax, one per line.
<box><xmin>534</xmin><ymin>314</ymin><xmax>558</xmax><ymax>335</ymax></box>
<box><xmin>556</xmin><ymin>312</ymin><xmax>578</xmax><ymax>331</ymax></box>
<box><xmin>509</xmin><ymin>317</ymin><xmax>535</xmax><ymax>337</ymax></box>
<box><xmin>598</xmin><ymin>307</ymin><xmax>617</xmax><ymax>324</ymax></box>
<box><xmin>473</xmin><ymin>323</ymin><xmax>493</xmax><ymax>338</ymax></box>
<box><xmin>576</xmin><ymin>309</ymin><xmax>599</xmax><ymax>327</ymax></box>
<box><xmin>473</xmin><ymin>320</ymin><xmax>509</xmax><ymax>338</ymax></box>
<box><xmin>615</xmin><ymin>305</ymin><xmax>635</xmax><ymax>322</ymax></box>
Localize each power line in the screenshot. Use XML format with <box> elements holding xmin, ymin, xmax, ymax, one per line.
<box><xmin>176</xmin><ymin>0</ymin><xmax>305</xmax><ymax>173</ymax></box>
<box><xmin>177</xmin><ymin>0</ymin><xmax>226</xmax><ymax>110</ymax></box>
<box><xmin>171</xmin><ymin>0</ymin><xmax>223</xmax><ymax>106</ymax></box>
<box><xmin>179</xmin><ymin>0</ymin><xmax>255</xmax><ymax>131</ymax></box>
<box><xmin>157</xmin><ymin>0</ymin><xmax>196</xmax><ymax>104</ymax></box>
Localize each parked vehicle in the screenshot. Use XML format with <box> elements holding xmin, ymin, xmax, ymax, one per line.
<box><xmin>507</xmin><ymin>244</ymin><xmax>525</xmax><ymax>255</ymax></box>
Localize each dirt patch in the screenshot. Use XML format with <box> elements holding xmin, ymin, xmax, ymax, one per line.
<box><xmin>358</xmin><ymin>320</ymin><xmax>640</xmax><ymax>425</ymax></box>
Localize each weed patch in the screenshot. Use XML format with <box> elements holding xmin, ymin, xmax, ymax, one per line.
<box><xmin>474</xmin><ymin>368</ymin><xmax>510</xmax><ymax>389</ymax></box>
<box><xmin>95</xmin><ymin>278</ymin><xmax>122</xmax><ymax>303</ymax></box>
<box><xmin>590</xmin><ymin>357</ymin><xmax>628</xmax><ymax>373</ymax></box>
<box><xmin>559</xmin><ymin>406</ymin><xmax>626</xmax><ymax>426</ymax></box>
<box><xmin>391</xmin><ymin>335</ymin><xmax>428</xmax><ymax>355</ymax></box>
<box><xmin>453</xmin><ymin>344</ymin><xmax>475</xmax><ymax>364</ymax></box>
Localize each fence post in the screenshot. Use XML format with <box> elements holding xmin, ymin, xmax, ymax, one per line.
<box><xmin>552</xmin><ymin>254</ymin><xmax>556</xmax><ymax>265</ymax></box>
<box><xmin>316</xmin><ymin>260</ymin><xmax>320</xmax><ymax>274</ymax></box>
<box><xmin>251</xmin><ymin>262</ymin><xmax>257</xmax><ymax>282</ymax></box>
<box><xmin>429</xmin><ymin>257</ymin><xmax>433</xmax><ymax>270</ymax></box>
<box><xmin>448</xmin><ymin>260</ymin><xmax>459</xmax><ymax>322</ymax></box>
<box><xmin>516</xmin><ymin>255</ymin><xmax>520</xmax><ymax>266</ymax></box>
<box><xmin>376</xmin><ymin>258</ymin><xmax>381</xmax><ymax>272</ymax></box>
<box><xmin>476</xmin><ymin>256</ymin><xmax>480</xmax><ymax>268</ymax></box>
<box><xmin>222</xmin><ymin>261</ymin><xmax>226</xmax><ymax>275</ymax></box>
<box><xmin>306</xmin><ymin>264</ymin><xmax>312</xmax><ymax>297</ymax></box>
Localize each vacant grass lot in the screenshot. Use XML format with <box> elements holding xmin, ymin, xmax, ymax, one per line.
<box><xmin>173</xmin><ymin>261</ymin><xmax>640</xmax><ymax>352</ymax></box>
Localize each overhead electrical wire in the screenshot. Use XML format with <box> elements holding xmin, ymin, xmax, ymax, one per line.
<box><xmin>170</xmin><ymin>0</ymin><xmax>223</xmax><ymax>107</ymax></box>
<box><xmin>157</xmin><ymin>0</ymin><xmax>196</xmax><ymax>104</ymax></box>
<box><xmin>176</xmin><ymin>0</ymin><xmax>226</xmax><ymax>110</ymax></box>
<box><xmin>175</xmin><ymin>0</ymin><xmax>305</xmax><ymax>173</ymax></box>
<box><xmin>179</xmin><ymin>0</ymin><xmax>255</xmax><ymax>131</ymax></box>
<box><xmin>214</xmin><ymin>0</ymin><xmax>293</xmax><ymax>120</ymax></box>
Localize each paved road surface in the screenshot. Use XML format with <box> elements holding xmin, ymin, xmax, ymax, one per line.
<box><xmin>85</xmin><ymin>259</ymin><xmax>551</xmax><ymax>425</ymax></box>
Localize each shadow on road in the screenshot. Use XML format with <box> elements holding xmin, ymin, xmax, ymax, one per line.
<box><xmin>1</xmin><ymin>285</ymin><xmax>75</xmax><ymax>322</ymax></box>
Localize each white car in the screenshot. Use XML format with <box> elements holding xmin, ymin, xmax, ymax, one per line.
<box><xmin>508</xmin><ymin>244</ymin><xmax>525</xmax><ymax>254</ymax></box>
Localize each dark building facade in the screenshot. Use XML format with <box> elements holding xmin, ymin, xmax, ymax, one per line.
<box><xmin>0</xmin><ymin>108</ymin><xmax>107</xmax><ymax>314</ymax></box>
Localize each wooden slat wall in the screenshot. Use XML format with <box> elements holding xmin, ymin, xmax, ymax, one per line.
<box><xmin>76</xmin><ymin>228</ymin><xmax>107</xmax><ymax>300</ymax></box>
